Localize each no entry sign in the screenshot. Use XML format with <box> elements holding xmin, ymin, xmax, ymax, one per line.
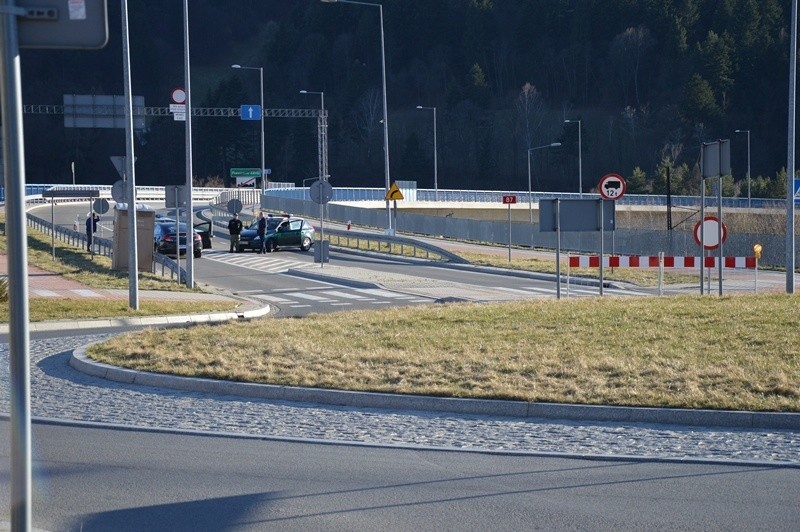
<box><xmin>694</xmin><ymin>216</ymin><xmax>727</xmax><ymax>249</ymax></box>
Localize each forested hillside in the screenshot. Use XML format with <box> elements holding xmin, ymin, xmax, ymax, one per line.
<box><xmin>18</xmin><ymin>0</ymin><xmax>792</xmax><ymax>198</ymax></box>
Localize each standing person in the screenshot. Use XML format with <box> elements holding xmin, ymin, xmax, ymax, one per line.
<box><xmin>85</xmin><ymin>212</ymin><xmax>99</xmax><ymax>252</ymax></box>
<box><xmin>227</xmin><ymin>212</ymin><xmax>243</xmax><ymax>253</ymax></box>
<box><xmin>257</xmin><ymin>211</ymin><xmax>267</xmax><ymax>253</ymax></box>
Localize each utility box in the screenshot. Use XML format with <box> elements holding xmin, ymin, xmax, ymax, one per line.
<box><xmin>112</xmin><ymin>204</ymin><xmax>155</xmax><ymax>271</ymax></box>
<box><xmin>314</xmin><ymin>240</ymin><xmax>329</xmax><ymax>263</ymax></box>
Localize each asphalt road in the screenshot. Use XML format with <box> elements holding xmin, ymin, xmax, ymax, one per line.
<box><xmin>5</xmin><ymin>202</ymin><xmax>797</xmax><ymax>530</ymax></box>
<box><xmin>2</xmin><ymin>419</ymin><xmax>798</xmax><ymax>532</ymax></box>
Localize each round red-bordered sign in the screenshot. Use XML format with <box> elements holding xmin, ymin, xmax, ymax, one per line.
<box><xmin>171</xmin><ymin>87</ymin><xmax>186</xmax><ymax>104</ymax></box>
<box><xmin>598</xmin><ymin>173</ymin><xmax>626</xmax><ymax>200</ymax></box>
<box><xmin>694</xmin><ymin>216</ymin><xmax>727</xmax><ymax>250</ymax></box>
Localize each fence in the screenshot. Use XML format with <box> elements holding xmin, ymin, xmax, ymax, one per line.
<box><xmin>262</xmin><ymin>190</ymin><xmax>797</xmax><ymax>268</ymax></box>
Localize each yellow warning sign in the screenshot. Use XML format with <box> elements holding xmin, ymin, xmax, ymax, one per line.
<box><xmin>385</xmin><ymin>182</ymin><xmax>404</xmax><ymax>201</ymax></box>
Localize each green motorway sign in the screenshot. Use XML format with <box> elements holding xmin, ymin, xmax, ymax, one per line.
<box><xmin>231</xmin><ymin>168</ymin><xmax>261</xmax><ymax>178</ymax></box>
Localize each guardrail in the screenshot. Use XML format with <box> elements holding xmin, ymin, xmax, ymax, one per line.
<box><xmin>265</xmin><ymin>186</ymin><xmax>789</xmax><ymax>210</ymax></box>
<box><xmin>25</xmin><ymin>212</ymin><xmax>185</xmax><ymax>282</ymax></box>
<box><xmin>206</xmin><ymin>204</ymin><xmax>468</xmax><ymax>263</ymax></box>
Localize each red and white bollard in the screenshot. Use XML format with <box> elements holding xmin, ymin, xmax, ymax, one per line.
<box><xmin>346</xmin><ymin>220</ymin><xmax>351</xmax><ymax>231</ymax></box>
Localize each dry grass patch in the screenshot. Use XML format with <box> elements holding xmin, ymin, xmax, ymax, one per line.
<box><xmin>87</xmin><ymin>293</ymin><xmax>800</xmax><ymax>412</ymax></box>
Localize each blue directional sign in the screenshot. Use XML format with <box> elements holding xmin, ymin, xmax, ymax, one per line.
<box><xmin>240</xmin><ymin>105</ymin><xmax>262</xmax><ymax>121</ymax></box>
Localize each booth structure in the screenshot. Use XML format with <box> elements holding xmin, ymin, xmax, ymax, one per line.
<box><xmin>112</xmin><ymin>203</ymin><xmax>155</xmax><ymax>271</ymax></box>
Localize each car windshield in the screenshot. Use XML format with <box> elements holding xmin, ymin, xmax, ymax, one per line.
<box><xmin>158</xmin><ymin>223</ymin><xmax>192</xmax><ymax>235</ymax></box>
<box><xmin>248</xmin><ymin>218</ymin><xmax>282</xmax><ymax>231</ymax></box>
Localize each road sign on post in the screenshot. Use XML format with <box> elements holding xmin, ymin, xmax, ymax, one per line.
<box><xmin>502</xmin><ymin>196</ymin><xmax>516</xmax><ymax>260</ymax></box>
<box><xmin>694</xmin><ymin>216</ymin><xmax>727</xmax><ymax>250</ymax></box>
<box><xmin>598</xmin><ymin>174</ymin><xmax>626</xmax><ymax>200</ymax></box>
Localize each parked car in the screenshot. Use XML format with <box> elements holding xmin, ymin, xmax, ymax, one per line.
<box><xmin>153</xmin><ymin>221</ymin><xmax>202</xmax><ymax>258</ymax></box>
<box><xmin>237</xmin><ymin>216</ymin><xmax>315</xmax><ymax>253</ymax></box>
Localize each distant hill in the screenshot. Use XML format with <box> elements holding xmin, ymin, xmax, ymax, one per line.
<box><xmin>17</xmin><ymin>0</ymin><xmax>791</xmax><ymax>199</ymax></box>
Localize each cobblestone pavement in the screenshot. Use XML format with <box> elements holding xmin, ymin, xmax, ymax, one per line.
<box><xmin>2</xmin><ymin>334</ymin><xmax>798</xmax><ymax>465</ymax></box>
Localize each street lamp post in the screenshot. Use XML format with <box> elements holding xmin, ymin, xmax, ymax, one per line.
<box><xmin>527</xmin><ymin>142</ymin><xmax>561</xmax><ymax>223</ymax></box>
<box><xmin>231</xmin><ymin>64</ymin><xmax>266</xmax><ymax>195</ymax></box>
<box><xmin>415</xmin><ymin>105</ymin><xmax>438</xmax><ymax>200</ymax></box>
<box><xmin>735</xmin><ymin>129</ymin><xmax>751</xmax><ymax>208</ymax></box>
<box><xmin>322</xmin><ymin>0</ymin><xmax>392</xmax><ymax>233</ymax></box>
<box><xmin>564</xmin><ymin>119</ymin><xmax>582</xmax><ymax>197</ymax></box>
<box><xmin>300</xmin><ymin>90</ymin><xmax>327</xmax><ymax>181</ymax></box>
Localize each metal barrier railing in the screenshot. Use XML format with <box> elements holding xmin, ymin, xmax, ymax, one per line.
<box><xmin>207</xmin><ymin>203</ymin><xmax>468</xmax><ymax>263</ymax></box>
<box><xmin>25</xmin><ymin>212</ymin><xmax>185</xmax><ymax>282</ymax></box>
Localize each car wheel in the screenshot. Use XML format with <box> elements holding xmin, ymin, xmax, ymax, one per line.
<box><xmin>266</xmin><ymin>238</ymin><xmax>276</xmax><ymax>253</ymax></box>
<box><xmin>300</xmin><ymin>236</ymin><xmax>312</xmax><ymax>251</ymax></box>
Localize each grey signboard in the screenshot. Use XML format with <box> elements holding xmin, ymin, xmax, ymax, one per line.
<box><xmin>64</xmin><ymin>94</ymin><xmax>146</xmax><ymax>129</ymax></box>
<box><xmin>539</xmin><ymin>198</ymin><xmax>615</xmax><ymax>232</ymax></box>
<box><xmin>18</xmin><ymin>0</ymin><xmax>108</xmax><ymax>50</ymax></box>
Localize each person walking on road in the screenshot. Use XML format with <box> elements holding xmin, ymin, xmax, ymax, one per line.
<box><xmin>85</xmin><ymin>212</ymin><xmax>100</xmax><ymax>252</ymax></box>
<box><xmin>257</xmin><ymin>212</ymin><xmax>267</xmax><ymax>253</ymax></box>
<box><xmin>227</xmin><ymin>213</ymin><xmax>243</xmax><ymax>253</ymax></box>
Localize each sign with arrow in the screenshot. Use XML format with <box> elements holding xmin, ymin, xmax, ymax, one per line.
<box><xmin>240</xmin><ymin>105</ymin><xmax>262</xmax><ymax>121</ymax></box>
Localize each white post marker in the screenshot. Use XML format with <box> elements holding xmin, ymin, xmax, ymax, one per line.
<box><xmin>503</xmin><ymin>195</ymin><xmax>516</xmax><ymax>261</ymax></box>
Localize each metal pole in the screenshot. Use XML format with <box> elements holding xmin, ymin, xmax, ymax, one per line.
<box><xmin>433</xmin><ymin>106</ymin><xmax>438</xmax><ymax>201</ymax></box>
<box><xmin>577</xmin><ymin>121</ymin><xmax>583</xmax><ymax>197</ymax></box>
<box><xmin>564</xmin><ymin>119</ymin><xmax>581</xmax><ymax>196</ymax></box>
<box><xmin>527</xmin><ymin>149</ymin><xmax>532</xmax><ymax>224</ymax></box>
<box><xmin>1</xmin><ymin>2</ymin><xmax>33</xmax><ymax>527</ymax></box>
<box><xmin>259</xmin><ymin>66</ymin><xmax>265</xmax><ymax>195</ymax></box>
<box><xmin>507</xmin><ymin>202</ymin><xmax>512</xmax><ymax>262</ymax></box>
<box><xmin>555</xmin><ymin>199</ymin><xmax>562</xmax><ymax>300</ymax></box>
<box><xmin>718</xmin><ymin>173</ymin><xmax>723</xmax><ymax>296</ymax></box>
<box><xmin>788</xmin><ymin>0</ymin><xmax>797</xmax><ymax>294</ymax></box>
<box><xmin>184</xmin><ymin>0</ymin><xmax>194</xmax><ymax>288</ymax></box>
<box><xmin>599</xmin><ymin>199</ymin><xmax>604</xmax><ymax>296</ymax></box>
<box><xmin>700</xmin><ymin>175</ymin><xmax>705</xmax><ymax>296</ymax></box>
<box><xmin>378</xmin><ymin>3</ymin><xmax>391</xmax><ymax>233</ymax></box>
<box><xmin>122</xmin><ymin>0</ymin><xmax>139</xmax><ymax>310</ymax></box>
<box><xmin>746</xmin><ymin>131</ymin><xmax>751</xmax><ymax>208</ymax></box>
<box><xmin>324</xmin><ymin>0</ymin><xmax>391</xmax><ymax>231</ymax></box>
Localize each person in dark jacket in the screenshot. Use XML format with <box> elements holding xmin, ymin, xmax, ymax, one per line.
<box><xmin>227</xmin><ymin>213</ymin><xmax>243</xmax><ymax>252</ymax></box>
<box><xmin>85</xmin><ymin>212</ymin><xmax>100</xmax><ymax>251</ymax></box>
<box><xmin>257</xmin><ymin>212</ymin><xmax>267</xmax><ymax>253</ymax></box>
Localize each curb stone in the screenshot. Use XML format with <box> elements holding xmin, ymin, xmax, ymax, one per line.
<box><xmin>69</xmin><ymin>345</ymin><xmax>800</xmax><ymax>431</ymax></box>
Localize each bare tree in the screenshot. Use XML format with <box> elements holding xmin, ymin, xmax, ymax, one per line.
<box><xmin>516</xmin><ymin>82</ymin><xmax>545</xmax><ymax>150</ymax></box>
<box><xmin>350</xmin><ymin>87</ymin><xmax>381</xmax><ymax>159</ymax></box>
<box><xmin>609</xmin><ymin>25</ymin><xmax>656</xmax><ymax>107</ymax></box>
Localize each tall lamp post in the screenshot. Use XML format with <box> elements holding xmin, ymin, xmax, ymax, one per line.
<box><xmin>231</xmin><ymin>64</ymin><xmax>266</xmax><ymax>195</ymax></box>
<box><xmin>564</xmin><ymin>119</ymin><xmax>582</xmax><ymax>197</ymax></box>
<box><xmin>300</xmin><ymin>90</ymin><xmax>327</xmax><ymax>182</ymax></box>
<box><xmin>527</xmin><ymin>142</ymin><xmax>561</xmax><ymax>223</ymax></box>
<box><xmin>415</xmin><ymin>105</ymin><xmax>438</xmax><ymax>200</ymax></box>
<box><xmin>322</xmin><ymin>0</ymin><xmax>392</xmax><ymax>232</ymax></box>
<box><xmin>734</xmin><ymin>129</ymin><xmax>751</xmax><ymax>208</ymax></box>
